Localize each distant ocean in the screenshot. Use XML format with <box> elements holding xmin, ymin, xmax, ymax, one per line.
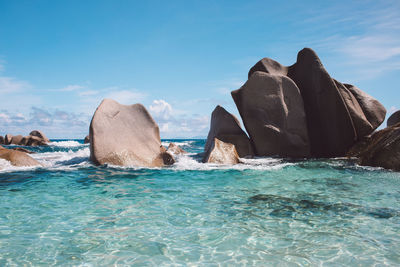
<box><xmin>1</xmin><ymin>139</ymin><xmax>400</xmax><ymax>266</ymax></box>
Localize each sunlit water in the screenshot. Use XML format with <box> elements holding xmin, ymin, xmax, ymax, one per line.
<box><xmin>1</xmin><ymin>139</ymin><xmax>400</xmax><ymax>266</ymax></box>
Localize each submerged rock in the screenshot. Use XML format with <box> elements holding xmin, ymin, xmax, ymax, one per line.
<box><xmin>388</xmin><ymin>110</ymin><xmax>400</xmax><ymax>127</ymax></box>
<box><xmin>347</xmin><ymin>122</ymin><xmax>400</xmax><ymax>171</ymax></box>
<box><xmin>0</xmin><ymin>145</ymin><xmax>40</xmax><ymax>167</ymax></box>
<box><xmin>167</xmin><ymin>143</ymin><xmax>186</xmax><ymax>155</ymax></box>
<box><xmin>203</xmin><ymin>138</ymin><xmax>239</xmax><ymax>164</ymax></box>
<box><xmin>89</xmin><ymin>98</ymin><xmax>175</xmax><ymax>167</ymax></box>
<box><xmin>204</xmin><ymin>105</ymin><xmax>253</xmax><ymax>159</ymax></box>
<box><xmin>232</xmin><ymin>72</ymin><xmax>309</xmax><ymax>157</ymax></box>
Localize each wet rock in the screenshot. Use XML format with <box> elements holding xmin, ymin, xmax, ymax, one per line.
<box><xmin>89</xmin><ymin>98</ymin><xmax>175</xmax><ymax>167</ymax></box>
<box><xmin>204</xmin><ymin>105</ymin><xmax>253</xmax><ymax>159</ymax></box>
<box><xmin>347</xmin><ymin>122</ymin><xmax>400</xmax><ymax>171</ymax></box>
<box><xmin>0</xmin><ymin>145</ymin><xmax>40</xmax><ymax>167</ymax></box>
<box><xmin>203</xmin><ymin>138</ymin><xmax>239</xmax><ymax>164</ymax></box>
<box><xmin>84</xmin><ymin>135</ymin><xmax>90</xmax><ymax>144</ymax></box>
<box><xmin>167</xmin><ymin>143</ymin><xmax>186</xmax><ymax>155</ymax></box>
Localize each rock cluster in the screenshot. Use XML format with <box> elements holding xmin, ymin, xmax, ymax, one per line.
<box><xmin>204</xmin><ymin>48</ymin><xmax>386</xmax><ymax>163</ymax></box>
<box><xmin>0</xmin><ymin>130</ymin><xmax>49</xmax><ymax>146</ymax></box>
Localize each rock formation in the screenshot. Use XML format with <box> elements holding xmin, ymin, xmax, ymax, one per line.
<box><xmin>236</xmin><ymin>48</ymin><xmax>386</xmax><ymax>158</ymax></box>
<box><xmin>10</xmin><ymin>135</ymin><xmax>24</xmax><ymax>145</ymax></box>
<box><xmin>203</xmin><ymin>138</ymin><xmax>240</xmax><ymax>164</ymax></box>
<box><xmin>89</xmin><ymin>98</ymin><xmax>174</xmax><ymax>167</ymax></box>
<box><xmin>232</xmin><ymin>72</ymin><xmax>310</xmax><ymax>157</ymax></box>
<box><xmin>5</xmin><ymin>134</ymin><xmax>13</xmax><ymax>145</ymax></box>
<box><xmin>388</xmin><ymin>111</ymin><xmax>400</xmax><ymax>127</ymax></box>
<box><xmin>0</xmin><ymin>136</ymin><xmax>4</xmax><ymax>145</ymax></box>
<box><xmin>29</xmin><ymin>130</ymin><xmax>50</xmax><ymax>143</ymax></box>
<box><xmin>0</xmin><ymin>145</ymin><xmax>40</xmax><ymax>167</ymax></box>
<box><xmin>347</xmin><ymin>122</ymin><xmax>400</xmax><ymax>171</ymax></box>
<box><xmin>204</xmin><ymin>105</ymin><xmax>253</xmax><ymax>159</ymax></box>
<box><xmin>167</xmin><ymin>143</ymin><xmax>186</xmax><ymax>155</ymax></box>
<box><xmin>84</xmin><ymin>135</ymin><xmax>90</xmax><ymax>144</ymax></box>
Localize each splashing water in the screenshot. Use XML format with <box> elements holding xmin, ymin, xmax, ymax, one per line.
<box><xmin>0</xmin><ymin>139</ymin><xmax>399</xmax><ymax>266</ymax></box>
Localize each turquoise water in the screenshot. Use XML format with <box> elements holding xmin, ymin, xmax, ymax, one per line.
<box><xmin>1</xmin><ymin>139</ymin><xmax>400</xmax><ymax>266</ymax></box>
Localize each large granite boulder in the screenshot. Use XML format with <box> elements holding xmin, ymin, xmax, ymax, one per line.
<box><xmin>388</xmin><ymin>111</ymin><xmax>400</xmax><ymax>127</ymax></box>
<box><xmin>246</xmin><ymin>48</ymin><xmax>386</xmax><ymax>157</ymax></box>
<box><xmin>0</xmin><ymin>145</ymin><xmax>40</xmax><ymax>167</ymax></box>
<box><xmin>232</xmin><ymin>71</ymin><xmax>310</xmax><ymax>157</ymax></box>
<box><xmin>84</xmin><ymin>135</ymin><xmax>90</xmax><ymax>144</ymax></box>
<box><xmin>89</xmin><ymin>98</ymin><xmax>174</xmax><ymax>167</ymax></box>
<box><xmin>204</xmin><ymin>105</ymin><xmax>254</xmax><ymax>159</ymax></box>
<box><xmin>203</xmin><ymin>138</ymin><xmax>240</xmax><ymax>164</ymax></box>
<box><xmin>0</xmin><ymin>136</ymin><xmax>4</xmax><ymax>145</ymax></box>
<box><xmin>23</xmin><ymin>136</ymin><xmax>48</xmax><ymax>146</ymax></box>
<box><xmin>347</xmin><ymin>123</ymin><xmax>400</xmax><ymax>171</ymax></box>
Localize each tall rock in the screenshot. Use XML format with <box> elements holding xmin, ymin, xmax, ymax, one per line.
<box><xmin>232</xmin><ymin>71</ymin><xmax>310</xmax><ymax>157</ymax></box>
<box><xmin>245</xmin><ymin>48</ymin><xmax>386</xmax><ymax>157</ymax></box>
<box><xmin>204</xmin><ymin>105</ymin><xmax>253</xmax><ymax>159</ymax></box>
<box><xmin>89</xmin><ymin>99</ymin><xmax>174</xmax><ymax>167</ymax></box>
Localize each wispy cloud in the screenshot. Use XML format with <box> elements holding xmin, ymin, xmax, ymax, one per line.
<box><xmin>58</xmin><ymin>84</ymin><xmax>86</xmax><ymax>91</ymax></box>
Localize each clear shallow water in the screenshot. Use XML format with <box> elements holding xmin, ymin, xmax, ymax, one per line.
<box><xmin>1</xmin><ymin>139</ymin><xmax>400</xmax><ymax>266</ymax></box>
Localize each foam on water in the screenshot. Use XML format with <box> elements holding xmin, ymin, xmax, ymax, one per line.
<box><xmin>49</xmin><ymin>140</ymin><xmax>86</xmax><ymax>148</ymax></box>
<box><xmin>1</xmin><ymin>139</ymin><xmax>400</xmax><ymax>266</ymax></box>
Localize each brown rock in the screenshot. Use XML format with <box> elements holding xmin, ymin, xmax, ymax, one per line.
<box><xmin>232</xmin><ymin>71</ymin><xmax>310</xmax><ymax>157</ymax></box>
<box><xmin>388</xmin><ymin>110</ymin><xmax>400</xmax><ymax>127</ymax></box>
<box><xmin>248</xmin><ymin>48</ymin><xmax>386</xmax><ymax>157</ymax></box>
<box><xmin>12</xmin><ymin>147</ymin><xmax>35</xmax><ymax>154</ymax></box>
<box><xmin>5</xmin><ymin>134</ymin><xmax>13</xmax><ymax>145</ymax></box>
<box><xmin>347</xmin><ymin>122</ymin><xmax>400</xmax><ymax>171</ymax></box>
<box><xmin>89</xmin><ymin>98</ymin><xmax>175</xmax><ymax>167</ymax></box>
<box><xmin>84</xmin><ymin>135</ymin><xmax>90</xmax><ymax>144</ymax></box>
<box><xmin>10</xmin><ymin>135</ymin><xmax>24</xmax><ymax>145</ymax></box>
<box><xmin>167</xmin><ymin>143</ymin><xmax>187</xmax><ymax>155</ymax></box>
<box><xmin>204</xmin><ymin>105</ymin><xmax>254</xmax><ymax>159</ymax></box>
<box><xmin>29</xmin><ymin>130</ymin><xmax>50</xmax><ymax>143</ymax></box>
<box><xmin>203</xmin><ymin>138</ymin><xmax>240</xmax><ymax>164</ymax></box>
<box><xmin>0</xmin><ymin>136</ymin><xmax>4</xmax><ymax>145</ymax></box>
<box><xmin>0</xmin><ymin>146</ymin><xmax>40</xmax><ymax>167</ymax></box>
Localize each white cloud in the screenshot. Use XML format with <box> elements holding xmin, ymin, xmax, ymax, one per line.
<box><xmin>149</xmin><ymin>99</ymin><xmax>172</xmax><ymax>120</ymax></box>
<box><xmin>58</xmin><ymin>84</ymin><xmax>86</xmax><ymax>91</ymax></box>
<box><xmin>78</xmin><ymin>90</ymin><xmax>99</xmax><ymax>97</ymax></box>
<box><xmin>0</xmin><ymin>76</ymin><xmax>31</xmax><ymax>94</ymax></box>
<box><xmin>105</xmin><ymin>89</ymin><xmax>146</xmax><ymax>105</ymax></box>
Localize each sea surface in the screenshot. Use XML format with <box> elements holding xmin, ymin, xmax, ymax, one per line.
<box><xmin>0</xmin><ymin>139</ymin><xmax>400</xmax><ymax>266</ymax></box>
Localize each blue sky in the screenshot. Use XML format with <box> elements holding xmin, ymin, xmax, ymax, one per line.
<box><xmin>0</xmin><ymin>0</ymin><xmax>399</xmax><ymax>138</ymax></box>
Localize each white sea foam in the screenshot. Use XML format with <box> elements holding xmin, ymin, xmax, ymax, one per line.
<box><xmin>49</xmin><ymin>140</ymin><xmax>86</xmax><ymax>148</ymax></box>
<box><xmin>161</xmin><ymin>140</ymin><xmax>195</xmax><ymax>147</ymax></box>
<box><xmin>31</xmin><ymin>147</ymin><xmax>91</xmax><ymax>169</ymax></box>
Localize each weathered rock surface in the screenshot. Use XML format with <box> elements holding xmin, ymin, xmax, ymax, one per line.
<box><xmin>89</xmin><ymin>98</ymin><xmax>174</xmax><ymax>167</ymax></box>
<box><xmin>0</xmin><ymin>145</ymin><xmax>40</xmax><ymax>167</ymax></box>
<box><xmin>232</xmin><ymin>72</ymin><xmax>310</xmax><ymax>157</ymax></box>
<box><xmin>167</xmin><ymin>143</ymin><xmax>186</xmax><ymax>155</ymax></box>
<box><xmin>11</xmin><ymin>135</ymin><xmax>24</xmax><ymax>145</ymax></box>
<box><xmin>245</xmin><ymin>48</ymin><xmax>386</xmax><ymax>157</ymax></box>
<box><xmin>29</xmin><ymin>130</ymin><xmax>50</xmax><ymax>143</ymax></box>
<box><xmin>203</xmin><ymin>138</ymin><xmax>239</xmax><ymax>164</ymax></box>
<box><xmin>388</xmin><ymin>111</ymin><xmax>400</xmax><ymax>127</ymax></box>
<box><xmin>12</xmin><ymin>147</ymin><xmax>34</xmax><ymax>154</ymax></box>
<box><xmin>0</xmin><ymin>136</ymin><xmax>4</xmax><ymax>144</ymax></box>
<box><xmin>84</xmin><ymin>135</ymin><xmax>90</xmax><ymax>144</ymax></box>
<box><xmin>5</xmin><ymin>134</ymin><xmax>13</xmax><ymax>145</ymax></box>
<box><xmin>204</xmin><ymin>105</ymin><xmax>254</xmax><ymax>159</ymax></box>
<box><xmin>347</xmin><ymin>123</ymin><xmax>400</xmax><ymax>171</ymax></box>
